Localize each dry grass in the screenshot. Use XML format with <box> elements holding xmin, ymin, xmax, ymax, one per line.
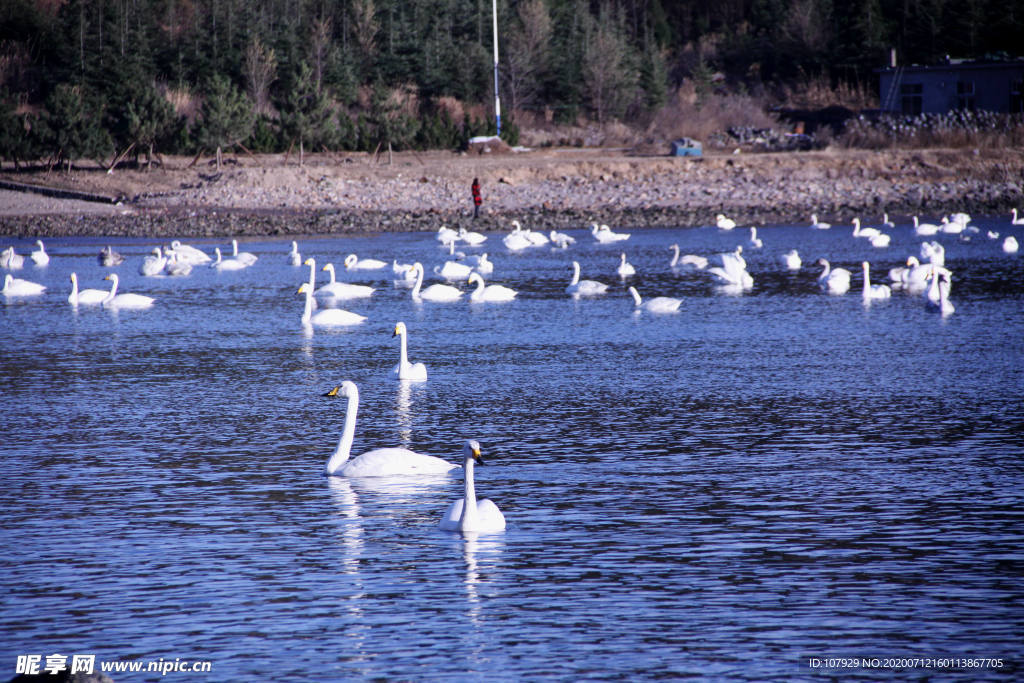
<box><xmin>644</xmin><ymin>81</ymin><xmax>777</xmax><ymax>142</ymax></box>
<box><xmin>777</xmin><ymin>73</ymin><xmax>878</xmax><ymax>110</ymax></box>
<box><xmin>162</xmin><ymin>85</ymin><xmax>201</xmax><ymax>125</ymax></box>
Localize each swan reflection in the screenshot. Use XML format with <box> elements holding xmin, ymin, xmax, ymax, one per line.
<box><xmin>396</xmin><ymin>380</ymin><xmax>412</xmax><ymax>448</ymax></box>
<box><xmin>460</xmin><ymin>532</ymin><xmax>505</xmax><ymax>628</ymax></box>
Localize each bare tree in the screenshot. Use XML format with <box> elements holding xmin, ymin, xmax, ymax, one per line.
<box><xmin>350</xmin><ymin>0</ymin><xmax>379</xmax><ymax>68</ymax></box>
<box><xmin>581</xmin><ymin>3</ymin><xmax>635</xmax><ymax>122</ymax></box>
<box><xmin>245</xmin><ymin>37</ymin><xmax>277</xmax><ymax>116</ymax></box>
<box><xmin>505</xmin><ymin>0</ymin><xmax>552</xmax><ymax>113</ymax></box>
<box><xmin>310</xmin><ymin>17</ymin><xmax>332</xmax><ymax>94</ymax></box>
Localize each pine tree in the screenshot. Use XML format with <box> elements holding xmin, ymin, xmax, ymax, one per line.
<box><xmin>38</xmin><ymin>83</ymin><xmax>110</xmax><ymax>172</ymax></box>
<box><xmin>279</xmin><ymin>62</ymin><xmax>337</xmax><ymax>165</ymax></box>
<box><xmin>196</xmin><ymin>74</ymin><xmax>255</xmax><ymax>170</ymax></box>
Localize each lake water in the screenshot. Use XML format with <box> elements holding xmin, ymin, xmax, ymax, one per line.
<box><xmin>2</xmin><ymin>217</ymin><xmax>1023</xmax><ymax>681</ymax></box>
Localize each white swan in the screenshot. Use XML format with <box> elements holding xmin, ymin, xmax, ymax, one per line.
<box><xmin>102</xmin><ymin>274</ymin><xmax>154</xmax><ymax>308</ymax></box>
<box><xmin>1012</xmin><ymin>209</ymin><xmax>1024</xmax><ymax>225</ymax></box>
<box><xmin>715</xmin><ymin>214</ymin><xmax>736</xmax><ymax>230</ymax></box>
<box><xmin>816</xmin><ymin>258</ymin><xmax>851</xmax><ymax>295</ymax></box>
<box><xmin>920</xmin><ymin>240</ymin><xmax>945</xmax><ymax>266</ymax></box>
<box><xmin>344</xmin><ymin>253</ymin><xmax>388</xmax><ymax>270</ymax></box>
<box><xmin>211</xmin><ymin>247</ymin><xmax>247</xmax><ymax>271</ymax></box>
<box><xmin>298</xmin><ymin>282</ymin><xmax>365</xmax><ymax>326</ymax></box>
<box><xmin>748</xmin><ymin>227</ymin><xmax>763</xmax><ymax>249</ymax></box>
<box><xmin>410</xmin><ymin>262</ymin><xmax>462</xmax><ymax>302</ymax></box>
<box><xmin>566</xmin><ymin>261</ymin><xmax>608</xmax><ymax>296</ymax></box>
<box><xmin>708</xmin><ymin>246</ymin><xmax>753</xmax><ymax>289</ymax></box>
<box><xmin>30</xmin><ymin>240</ymin><xmax>49</xmax><ymax>266</ymax></box>
<box><xmin>628</xmin><ymin>286</ymin><xmax>681</xmax><ymax>313</ymax></box>
<box><xmin>861</xmin><ymin>261</ymin><xmax>891</xmax><ymax>299</ymax></box>
<box><xmin>869</xmin><ymin>232</ymin><xmax>891</xmax><ymax>248</ymax></box>
<box><xmin>851</xmin><ymin>217</ymin><xmax>881</xmax><ymax>239</ymax></box>
<box><xmin>781</xmin><ymin>249</ymin><xmax>802</xmax><ymax>270</ymax></box>
<box><xmin>325</xmin><ymin>381</ymin><xmax>459</xmax><ymax>476</ymax></box>
<box><xmin>437</xmin><ymin>225</ymin><xmax>459</xmax><ymax>244</ymax></box>
<box><xmin>882</xmin><ymin>213</ymin><xmax>895</xmax><ymax>228</ymax></box>
<box><xmin>926</xmin><ymin>270</ymin><xmax>955</xmax><ymax>317</ymax></box>
<box><xmin>458</xmin><ymin>227</ymin><xmax>487</xmax><ymax>245</ymax></box>
<box><xmin>139</xmin><ymin>247</ymin><xmax>167</xmax><ymax>276</ymax></box>
<box><xmin>669</xmin><ymin>244</ymin><xmax>707</xmax><ymax>269</ymax></box>
<box><xmin>68</xmin><ymin>272</ymin><xmax>108</xmax><ymax>305</ymax></box>
<box><xmin>434</xmin><ymin>259</ymin><xmax>474</xmax><ymax>281</ymax></box>
<box><xmin>503</xmin><ymin>221</ymin><xmax>533</xmax><ymax>251</ymax></box>
<box><xmin>163</xmin><ymin>253</ymin><xmax>192</xmax><ymax>277</ymax></box>
<box><xmin>320</xmin><ymin>263</ymin><xmax>375</xmax><ymax>299</ymax></box>
<box><xmin>522</xmin><ymin>226</ymin><xmax>550</xmax><ymax>246</ymax></box>
<box><xmin>168</xmin><ymin>240</ymin><xmax>211</xmax><ymax>264</ymax></box>
<box><xmin>287</xmin><ymin>241</ymin><xmax>302</xmax><ymax>266</ymax></box>
<box><xmin>940</xmin><ymin>216</ymin><xmax>965</xmax><ymax>234</ymax></box>
<box><xmin>391</xmin><ymin>322</ymin><xmax>428</xmax><ymax>381</ymax></box>
<box><xmin>439</xmin><ymin>440</ymin><xmax>506</xmax><ymax>533</ymax></box>
<box><xmin>1003</xmin><ymin>236</ymin><xmax>1019</xmax><ymax>253</ymax></box>
<box><xmin>810</xmin><ymin>214</ymin><xmax>830</xmax><ymax>229</ymax></box>
<box><xmin>616</xmin><ymin>252</ymin><xmax>636</xmax><ymax>277</ymax></box>
<box><xmin>987</xmin><ymin>230</ymin><xmax>1000</xmax><ymax>240</ymax></box>
<box><xmin>462</xmin><ymin>252</ymin><xmax>493</xmax><ymax>274</ymax></box>
<box><xmin>98</xmin><ymin>245</ymin><xmax>124</xmax><ymax>266</ymax></box>
<box><xmin>550</xmin><ymin>230</ymin><xmax>576</xmax><ymax>247</ymax></box>
<box><xmin>468</xmin><ymin>271</ymin><xmax>517</xmax><ymax>303</ymax></box>
<box><xmin>888</xmin><ymin>256</ymin><xmax>931</xmax><ymax>290</ymax></box>
<box><xmin>1</xmin><ymin>247</ymin><xmax>25</xmax><ymax>269</ymax></box>
<box><xmin>913</xmin><ymin>216</ymin><xmax>940</xmax><ymax>236</ymax></box>
<box><xmin>2</xmin><ymin>273</ymin><xmax>45</xmax><ymax>296</ymax></box>
<box><xmin>591</xmin><ymin>222</ymin><xmax>630</xmax><ymax>242</ymax></box>
<box><xmin>231</xmin><ymin>239</ymin><xmax>258</xmax><ymax>265</ymax></box>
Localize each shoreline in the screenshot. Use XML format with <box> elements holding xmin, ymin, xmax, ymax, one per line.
<box><xmin>2</xmin><ymin>147</ymin><xmax>1022</xmax><ymax>237</ymax></box>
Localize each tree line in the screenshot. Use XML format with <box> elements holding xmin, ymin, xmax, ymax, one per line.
<box><xmin>0</xmin><ymin>0</ymin><xmax>1020</xmax><ymax>169</ymax></box>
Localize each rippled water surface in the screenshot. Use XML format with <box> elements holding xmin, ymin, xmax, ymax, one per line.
<box><xmin>3</xmin><ymin>218</ymin><xmax>1023</xmax><ymax>680</ymax></box>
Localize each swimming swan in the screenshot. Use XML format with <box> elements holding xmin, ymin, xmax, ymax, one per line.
<box><xmin>566</xmin><ymin>261</ymin><xmax>608</xmax><ymax>296</ymax></box>
<box><xmin>1</xmin><ymin>247</ymin><xmax>25</xmax><ymax>269</ymax></box>
<box><xmin>211</xmin><ymin>247</ymin><xmax>248</xmax><ymax>271</ymax></box>
<box><xmin>2</xmin><ymin>273</ymin><xmax>45</xmax><ymax>296</ymax></box>
<box><xmin>392</xmin><ymin>322</ymin><xmax>428</xmax><ymax>381</ymax></box>
<box><xmin>30</xmin><ymin>240</ymin><xmax>50</xmax><ymax>266</ymax></box>
<box><xmin>298</xmin><ymin>282</ymin><xmax>366</xmax><ymax>326</ymax></box>
<box><xmin>715</xmin><ymin>214</ymin><xmax>736</xmax><ymax>230</ymax></box>
<box><xmin>781</xmin><ymin>249</ymin><xmax>802</xmax><ymax>270</ymax></box>
<box><xmin>810</xmin><ymin>214</ymin><xmax>830</xmax><ymax>230</ymax></box>
<box><xmin>320</xmin><ymin>263</ymin><xmax>375</xmax><ymax>299</ymax></box>
<box><xmin>98</xmin><ymin>245</ymin><xmax>124</xmax><ymax>266</ymax></box>
<box><xmin>410</xmin><ymin>262</ymin><xmax>463</xmax><ymax>302</ymax></box>
<box><xmin>468</xmin><ymin>272</ymin><xmax>517</xmax><ymax>302</ymax></box>
<box><xmin>102</xmin><ymin>274</ymin><xmax>154</xmax><ymax>308</ymax></box>
<box><xmin>168</xmin><ymin>240</ymin><xmax>211</xmax><ymax>264</ymax></box>
<box><xmin>616</xmin><ymin>252</ymin><xmax>636</xmax><ymax>277</ymax></box>
<box><xmin>816</xmin><ymin>258</ymin><xmax>851</xmax><ymax>295</ymax></box>
<box><xmin>324</xmin><ymin>381</ymin><xmax>459</xmax><ymax>476</ymax></box>
<box><xmin>669</xmin><ymin>244</ymin><xmax>707</xmax><ymax>269</ymax></box>
<box><xmin>344</xmin><ymin>253</ymin><xmax>388</xmax><ymax>270</ymax></box>
<box><xmin>231</xmin><ymin>239</ymin><xmax>258</xmax><ymax>265</ymax></box>
<box><xmin>439</xmin><ymin>440</ymin><xmax>506</xmax><ymax>533</ymax></box>
<box><xmin>748</xmin><ymin>227</ymin><xmax>763</xmax><ymax>249</ymax></box>
<box><xmin>861</xmin><ymin>261</ymin><xmax>891</xmax><ymax>300</ymax></box>
<box><xmin>287</xmin><ymin>241</ymin><xmax>302</xmax><ymax>266</ymax></box>
<box><xmin>1004</xmin><ymin>236</ymin><xmax>1019</xmax><ymax>253</ymax></box>
<box><xmin>628</xmin><ymin>286</ymin><xmax>681</xmax><ymax>313</ymax></box>
<box><xmin>68</xmin><ymin>272</ymin><xmax>109</xmax><ymax>305</ymax></box>
<box><xmin>139</xmin><ymin>247</ymin><xmax>167</xmax><ymax>276</ymax></box>
<box><xmin>591</xmin><ymin>223</ymin><xmax>630</xmax><ymax>242</ymax></box>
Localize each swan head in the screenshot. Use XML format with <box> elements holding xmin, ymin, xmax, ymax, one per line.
<box><xmin>322</xmin><ymin>263</ymin><xmax>335</xmax><ymax>273</ymax></box>
<box><xmin>511</xmin><ymin>220</ymin><xmax>522</xmax><ymax>231</ymax></box>
<box><xmin>907</xmin><ymin>256</ymin><xmax>920</xmax><ymax>266</ymax></box>
<box><xmin>393</xmin><ymin>321</ymin><xmax>408</xmax><ymax>337</ymax></box>
<box><xmin>468</xmin><ymin>271</ymin><xmax>484</xmax><ymax>286</ymax></box>
<box><xmin>297</xmin><ymin>282</ymin><xmax>313</xmax><ymax>295</ymax></box>
<box><xmin>304</xmin><ymin>257</ymin><xmax>315</xmax><ymax>267</ymax></box>
<box><xmin>463</xmin><ymin>439</ymin><xmax>484</xmax><ymax>464</ymax></box>
<box><xmin>324</xmin><ymin>381</ymin><xmax>358</xmax><ymax>399</ymax></box>
<box><xmin>816</xmin><ymin>258</ymin><xmax>829</xmax><ymax>267</ymax></box>
<box><xmin>344</xmin><ymin>254</ymin><xmax>358</xmax><ymax>268</ymax></box>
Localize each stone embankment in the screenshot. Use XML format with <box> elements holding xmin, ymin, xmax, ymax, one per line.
<box><xmin>1</xmin><ymin>147</ymin><xmax>1022</xmax><ymax>237</ymax></box>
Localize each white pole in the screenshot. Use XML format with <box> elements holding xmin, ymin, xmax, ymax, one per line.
<box><xmin>492</xmin><ymin>0</ymin><xmax>501</xmax><ymax>136</ymax></box>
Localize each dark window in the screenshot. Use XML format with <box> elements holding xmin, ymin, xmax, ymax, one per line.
<box><xmin>1012</xmin><ymin>79</ymin><xmax>1024</xmax><ymax>114</ymax></box>
<box><xmin>956</xmin><ymin>81</ymin><xmax>975</xmax><ymax>110</ymax></box>
<box><xmin>901</xmin><ymin>83</ymin><xmax>923</xmax><ymax>115</ymax></box>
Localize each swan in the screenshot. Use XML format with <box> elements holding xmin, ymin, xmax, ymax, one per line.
<box><xmin>810</xmin><ymin>214</ymin><xmax>830</xmax><ymax>230</ymax></box>
<box><xmin>434</xmin><ymin>259</ymin><xmax>474</xmax><ymax>281</ymax></box>
<box><xmin>439</xmin><ymin>439</ymin><xmax>505</xmax><ymax>533</ymax></box>
<box><xmin>163</xmin><ymin>252</ymin><xmax>193</xmax><ymax>277</ymax></box>
<box><xmin>139</xmin><ymin>247</ymin><xmax>167</xmax><ymax>276</ymax></box>
<box><xmin>566</xmin><ymin>261</ymin><xmax>608</xmax><ymax>296</ymax></box>
<box><xmin>708</xmin><ymin>246</ymin><xmax>753</xmax><ymax>289</ymax></box>
<box><xmin>287</xmin><ymin>241</ymin><xmax>302</xmax><ymax>266</ymax></box>
<box><xmin>320</xmin><ymin>263</ymin><xmax>375</xmax><ymax>298</ymax></box>
<box><xmin>550</xmin><ymin>230</ymin><xmax>576</xmax><ymax>247</ymax></box>
<box><xmin>748</xmin><ymin>227</ymin><xmax>763</xmax><ymax>249</ymax></box>
<box><xmin>1004</xmin><ymin>236</ymin><xmax>1019</xmax><ymax>253</ymax></box>
<box><xmin>2</xmin><ymin>273</ymin><xmax>45</xmax><ymax>296</ymax></box>
<box><xmin>102</xmin><ymin>274</ymin><xmax>154</xmax><ymax>308</ymax></box>
<box><xmin>410</xmin><ymin>262</ymin><xmax>462</xmax><ymax>302</ymax></box>
<box><xmin>669</xmin><ymin>244</ymin><xmax>707</xmax><ymax>269</ymax></box>
<box><xmin>68</xmin><ymin>272</ymin><xmax>108</xmax><ymax>305</ymax></box>
<box><xmin>852</xmin><ymin>217</ymin><xmax>881</xmax><ymax>239</ymax></box>
<box><xmin>987</xmin><ymin>230</ymin><xmax>1000</xmax><ymax>240</ymax></box>
<box><xmin>628</xmin><ymin>286</ymin><xmax>681</xmax><ymax>313</ymax></box>
<box><xmin>392</xmin><ymin>322</ymin><xmax>428</xmax><ymax>381</ymax></box>
<box><xmin>616</xmin><ymin>252</ymin><xmax>636</xmax><ymax>277</ymax></box>
<box><xmin>926</xmin><ymin>270</ymin><xmax>955</xmax><ymax>317</ymax></box>
<box><xmin>168</xmin><ymin>240</ymin><xmax>211</xmax><ymax>264</ymax></box>
<box><xmin>889</xmin><ymin>256</ymin><xmax>931</xmax><ymax>290</ymax></box>
<box><xmin>869</xmin><ymin>232</ymin><xmax>891</xmax><ymax>248</ymax></box>
<box><xmin>231</xmin><ymin>239</ymin><xmax>258</xmax><ymax>266</ymax></box>
<box><xmin>468</xmin><ymin>272</ymin><xmax>517</xmax><ymax>303</ymax></box>
<box><xmin>1012</xmin><ymin>209</ymin><xmax>1024</xmax><ymax>225</ymax></box>
<box><xmin>211</xmin><ymin>247</ymin><xmax>247</xmax><ymax>271</ymax></box>
<box><xmin>437</xmin><ymin>225</ymin><xmax>459</xmax><ymax>244</ymax></box>
<box><xmin>913</xmin><ymin>216</ymin><xmax>941</xmax><ymax>236</ymax></box>
<box><xmin>30</xmin><ymin>240</ymin><xmax>49</xmax><ymax>266</ymax></box>
<box><xmin>816</xmin><ymin>258</ymin><xmax>851</xmax><ymax>295</ymax></box>
<box><xmin>781</xmin><ymin>249</ymin><xmax>802</xmax><ymax>270</ymax></box>
<box><xmin>522</xmin><ymin>226</ymin><xmax>549</xmax><ymax>246</ymax></box>
<box><xmin>1</xmin><ymin>247</ymin><xmax>25</xmax><ymax>269</ymax></box>
<box><xmin>882</xmin><ymin>213</ymin><xmax>895</xmax><ymax>228</ymax></box>
<box><xmin>98</xmin><ymin>245</ymin><xmax>124</xmax><ymax>266</ymax></box>
<box><xmin>297</xmin><ymin>282</ymin><xmax>366</xmax><ymax>326</ymax></box>
<box><xmin>591</xmin><ymin>223</ymin><xmax>630</xmax><ymax>242</ymax></box>
<box><xmin>949</xmin><ymin>212</ymin><xmax>971</xmax><ymax>226</ymax></box>
<box><xmin>462</xmin><ymin>252</ymin><xmax>493</xmax><ymax>274</ymax></box>
<box><xmin>503</xmin><ymin>221</ymin><xmax>533</xmax><ymax>250</ymax></box>
<box><xmin>716</xmin><ymin>214</ymin><xmax>736</xmax><ymax>230</ymax></box>
<box><xmin>940</xmin><ymin>216</ymin><xmax>965</xmax><ymax>234</ymax></box>
<box><xmin>344</xmin><ymin>253</ymin><xmax>388</xmax><ymax>270</ymax></box>
<box><xmin>392</xmin><ymin>258</ymin><xmax>415</xmax><ymax>278</ymax></box>
<box><xmin>458</xmin><ymin>227</ymin><xmax>488</xmax><ymax>245</ymax></box>
<box><xmin>920</xmin><ymin>240</ymin><xmax>945</xmax><ymax>266</ymax></box>
<box><xmin>861</xmin><ymin>261</ymin><xmax>891</xmax><ymax>299</ymax></box>
<box><xmin>324</xmin><ymin>381</ymin><xmax>459</xmax><ymax>476</ymax></box>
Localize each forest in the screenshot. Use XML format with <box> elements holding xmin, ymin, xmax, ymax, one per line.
<box><xmin>0</xmin><ymin>0</ymin><xmax>1021</xmax><ymax>168</ymax></box>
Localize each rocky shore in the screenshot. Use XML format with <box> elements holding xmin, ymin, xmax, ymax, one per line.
<box><xmin>1</xmin><ymin>147</ymin><xmax>1022</xmax><ymax>237</ymax></box>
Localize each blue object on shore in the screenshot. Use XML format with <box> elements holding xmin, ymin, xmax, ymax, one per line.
<box><xmin>671</xmin><ymin>137</ymin><xmax>702</xmax><ymax>156</ymax></box>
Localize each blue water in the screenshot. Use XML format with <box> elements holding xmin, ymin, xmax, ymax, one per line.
<box><xmin>2</xmin><ymin>218</ymin><xmax>1023</xmax><ymax>681</ymax></box>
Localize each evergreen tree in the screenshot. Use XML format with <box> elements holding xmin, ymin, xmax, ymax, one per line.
<box><xmin>279</xmin><ymin>62</ymin><xmax>337</xmax><ymax>165</ymax></box>
<box><xmin>38</xmin><ymin>83</ymin><xmax>110</xmax><ymax>172</ymax></box>
<box><xmin>196</xmin><ymin>74</ymin><xmax>255</xmax><ymax>170</ymax></box>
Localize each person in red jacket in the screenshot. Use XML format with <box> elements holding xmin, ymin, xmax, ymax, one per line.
<box><xmin>471</xmin><ymin>177</ymin><xmax>482</xmax><ymax>218</ymax></box>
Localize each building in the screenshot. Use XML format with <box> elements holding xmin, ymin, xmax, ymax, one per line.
<box><xmin>877</xmin><ymin>59</ymin><xmax>1024</xmax><ymax>115</ymax></box>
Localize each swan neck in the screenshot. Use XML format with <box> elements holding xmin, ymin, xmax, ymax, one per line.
<box><xmin>670</xmin><ymin>244</ymin><xmax>679</xmax><ymax>266</ymax></box>
<box><xmin>460</xmin><ymin>458</ymin><xmax>480</xmax><ymax>529</ymax></box>
<box><xmin>69</xmin><ymin>274</ymin><xmax>79</xmax><ymax>303</ymax></box>
<box><xmin>327</xmin><ymin>391</ymin><xmax>358</xmax><ymax>474</ymax></box>
<box><xmin>471</xmin><ymin>274</ymin><xmax>485</xmax><ymax>298</ymax></box>
<box><xmin>103</xmin><ymin>275</ymin><xmax>118</xmax><ymax>303</ymax></box>
<box><xmin>398</xmin><ymin>329</ymin><xmax>409</xmax><ymax>366</ymax></box>
<box><xmin>302</xmin><ymin>286</ymin><xmax>313</xmax><ymax>323</ymax></box>
<box><xmin>307</xmin><ymin>261</ymin><xmax>316</xmax><ymax>288</ymax></box>
<box><xmin>411</xmin><ymin>265</ymin><xmax>423</xmax><ymax>297</ymax></box>
<box><xmin>629</xmin><ymin>287</ymin><xmax>641</xmax><ymax>306</ymax></box>
<box><xmin>570</xmin><ymin>263</ymin><xmax>580</xmax><ymax>285</ymax></box>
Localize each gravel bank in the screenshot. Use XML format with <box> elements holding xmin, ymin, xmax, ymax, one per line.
<box><xmin>1</xmin><ymin>147</ymin><xmax>1022</xmax><ymax>237</ymax></box>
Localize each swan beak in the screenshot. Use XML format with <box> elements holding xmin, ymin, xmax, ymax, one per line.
<box><xmin>324</xmin><ymin>386</ymin><xmax>340</xmax><ymax>397</ymax></box>
<box><xmin>472</xmin><ymin>444</ymin><xmax>485</xmax><ymax>465</ymax></box>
